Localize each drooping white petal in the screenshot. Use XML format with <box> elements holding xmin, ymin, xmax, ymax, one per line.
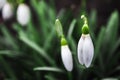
<box><xmin>0</xmin><ymin>0</ymin><xmax>6</xmax><ymax>10</ymax></box>
<box><xmin>77</xmin><ymin>35</ymin><xmax>85</xmax><ymax>65</ymax></box>
<box><xmin>2</xmin><ymin>3</ymin><xmax>13</xmax><ymax>20</ymax></box>
<box><xmin>17</xmin><ymin>4</ymin><xmax>30</xmax><ymax>26</ymax></box>
<box><xmin>61</xmin><ymin>45</ymin><xmax>73</xmax><ymax>71</ymax></box>
<box><xmin>83</xmin><ymin>34</ymin><xmax>94</xmax><ymax>68</ymax></box>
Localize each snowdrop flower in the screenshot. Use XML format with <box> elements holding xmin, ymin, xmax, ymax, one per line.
<box><xmin>2</xmin><ymin>2</ymin><xmax>13</xmax><ymax>20</ymax></box>
<box><xmin>0</xmin><ymin>0</ymin><xmax>6</xmax><ymax>10</ymax></box>
<box><xmin>61</xmin><ymin>37</ymin><xmax>73</xmax><ymax>71</ymax></box>
<box><xmin>17</xmin><ymin>3</ymin><xmax>30</xmax><ymax>26</ymax></box>
<box><xmin>55</xmin><ymin>19</ymin><xmax>73</xmax><ymax>71</ymax></box>
<box><xmin>77</xmin><ymin>15</ymin><xmax>94</xmax><ymax>68</ymax></box>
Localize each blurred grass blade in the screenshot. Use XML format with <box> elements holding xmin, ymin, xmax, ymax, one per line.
<box><xmin>27</xmin><ymin>20</ymin><xmax>40</xmax><ymax>43</ymax></box>
<box><xmin>0</xmin><ymin>50</ymin><xmax>21</xmax><ymax>57</ymax></box>
<box><xmin>89</xmin><ymin>9</ymin><xmax>97</xmax><ymax>32</ymax></box>
<box><xmin>57</xmin><ymin>9</ymin><xmax>65</xmax><ymax>19</ymax></box>
<box><xmin>110</xmin><ymin>38</ymin><xmax>120</xmax><ymax>54</ymax></box>
<box><xmin>107</xmin><ymin>52</ymin><xmax>120</xmax><ymax>71</ymax></box>
<box><xmin>19</xmin><ymin>31</ymin><xmax>54</xmax><ymax>65</ymax></box>
<box><xmin>0</xmin><ymin>56</ymin><xmax>17</xmax><ymax>80</ymax></box>
<box><xmin>94</xmin><ymin>27</ymin><xmax>106</xmax><ymax>61</ymax></box>
<box><xmin>101</xmin><ymin>78</ymin><xmax>118</xmax><ymax>80</ymax></box>
<box><xmin>68</xmin><ymin>37</ymin><xmax>76</xmax><ymax>55</ymax></box>
<box><xmin>30</xmin><ymin>0</ymin><xmax>48</xmax><ymax>37</ymax></box>
<box><xmin>94</xmin><ymin>27</ymin><xmax>106</xmax><ymax>71</ymax></box>
<box><xmin>44</xmin><ymin>29</ymin><xmax>55</xmax><ymax>50</ymax></box>
<box><xmin>105</xmin><ymin>11</ymin><xmax>119</xmax><ymax>46</ymax></box>
<box><xmin>34</xmin><ymin>67</ymin><xmax>63</xmax><ymax>72</ymax></box>
<box><xmin>67</xmin><ymin>19</ymin><xmax>76</xmax><ymax>38</ymax></box>
<box><xmin>48</xmin><ymin>6</ymin><xmax>56</xmax><ymax>22</ymax></box>
<box><xmin>107</xmin><ymin>38</ymin><xmax>120</xmax><ymax>62</ymax></box>
<box><xmin>1</xmin><ymin>25</ymin><xmax>18</xmax><ymax>50</ymax></box>
<box><xmin>45</xmin><ymin>74</ymin><xmax>56</xmax><ymax>80</ymax></box>
<box><xmin>89</xmin><ymin>9</ymin><xmax>97</xmax><ymax>40</ymax></box>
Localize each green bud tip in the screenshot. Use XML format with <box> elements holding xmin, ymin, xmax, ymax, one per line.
<box><xmin>61</xmin><ymin>37</ymin><xmax>67</xmax><ymax>46</ymax></box>
<box><xmin>82</xmin><ymin>24</ymin><xmax>89</xmax><ymax>34</ymax></box>
<box><xmin>55</xmin><ymin>19</ymin><xmax>63</xmax><ymax>37</ymax></box>
<box><xmin>56</xmin><ymin>19</ymin><xmax>59</xmax><ymax>22</ymax></box>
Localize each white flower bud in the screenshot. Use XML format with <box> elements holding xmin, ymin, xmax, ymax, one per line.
<box><xmin>0</xmin><ymin>0</ymin><xmax>6</xmax><ymax>10</ymax></box>
<box><xmin>77</xmin><ymin>34</ymin><xmax>94</xmax><ymax>68</ymax></box>
<box><xmin>61</xmin><ymin>45</ymin><xmax>73</xmax><ymax>71</ymax></box>
<box><xmin>2</xmin><ymin>3</ymin><xmax>13</xmax><ymax>20</ymax></box>
<box><xmin>17</xmin><ymin>4</ymin><xmax>30</xmax><ymax>26</ymax></box>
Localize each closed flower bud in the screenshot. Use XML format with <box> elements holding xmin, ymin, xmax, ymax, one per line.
<box><xmin>0</xmin><ymin>0</ymin><xmax>6</xmax><ymax>10</ymax></box>
<box><xmin>77</xmin><ymin>34</ymin><xmax>94</xmax><ymax>68</ymax></box>
<box><xmin>17</xmin><ymin>3</ymin><xmax>30</xmax><ymax>26</ymax></box>
<box><xmin>61</xmin><ymin>37</ymin><xmax>73</xmax><ymax>71</ymax></box>
<box><xmin>2</xmin><ymin>2</ymin><xmax>13</xmax><ymax>20</ymax></box>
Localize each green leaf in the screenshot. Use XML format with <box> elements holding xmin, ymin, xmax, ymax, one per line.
<box><xmin>43</xmin><ymin>28</ymin><xmax>55</xmax><ymax>50</ymax></box>
<box><xmin>89</xmin><ymin>9</ymin><xmax>97</xmax><ymax>32</ymax></box>
<box><xmin>1</xmin><ymin>25</ymin><xmax>18</xmax><ymax>50</ymax></box>
<box><xmin>44</xmin><ymin>74</ymin><xmax>56</xmax><ymax>80</ymax></box>
<box><xmin>34</xmin><ymin>67</ymin><xmax>63</xmax><ymax>72</ymax></box>
<box><xmin>107</xmin><ymin>38</ymin><xmax>120</xmax><ymax>62</ymax></box>
<box><xmin>27</xmin><ymin>20</ymin><xmax>40</xmax><ymax>43</ymax></box>
<box><xmin>67</xmin><ymin>19</ymin><xmax>76</xmax><ymax>38</ymax></box>
<box><xmin>94</xmin><ymin>27</ymin><xmax>106</xmax><ymax>71</ymax></box>
<box><xmin>105</xmin><ymin>11</ymin><xmax>119</xmax><ymax>47</ymax></box>
<box><xmin>101</xmin><ymin>78</ymin><xmax>118</xmax><ymax>80</ymax></box>
<box><xmin>67</xmin><ymin>37</ymin><xmax>76</xmax><ymax>55</ymax></box>
<box><xmin>0</xmin><ymin>56</ymin><xmax>17</xmax><ymax>80</ymax></box>
<box><xmin>19</xmin><ymin>31</ymin><xmax>55</xmax><ymax>66</ymax></box>
<box><xmin>0</xmin><ymin>50</ymin><xmax>21</xmax><ymax>57</ymax></box>
<box><xmin>30</xmin><ymin>0</ymin><xmax>48</xmax><ymax>37</ymax></box>
<box><xmin>94</xmin><ymin>27</ymin><xmax>106</xmax><ymax>61</ymax></box>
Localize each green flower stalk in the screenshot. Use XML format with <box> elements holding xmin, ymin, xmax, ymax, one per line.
<box><xmin>55</xmin><ymin>19</ymin><xmax>63</xmax><ymax>38</ymax></box>
<box><xmin>77</xmin><ymin>15</ymin><xmax>94</xmax><ymax>68</ymax></box>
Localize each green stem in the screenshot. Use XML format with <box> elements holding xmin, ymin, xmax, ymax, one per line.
<box><xmin>67</xmin><ymin>72</ymin><xmax>72</xmax><ymax>80</ymax></box>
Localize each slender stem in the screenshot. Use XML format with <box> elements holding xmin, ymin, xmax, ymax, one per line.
<box><xmin>67</xmin><ymin>72</ymin><xmax>72</xmax><ymax>80</ymax></box>
<box><xmin>81</xmin><ymin>15</ymin><xmax>88</xmax><ymax>24</ymax></box>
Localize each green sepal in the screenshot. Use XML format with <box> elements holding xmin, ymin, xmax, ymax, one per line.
<box><xmin>82</xmin><ymin>24</ymin><xmax>89</xmax><ymax>34</ymax></box>
<box><xmin>61</xmin><ymin>37</ymin><xmax>67</xmax><ymax>46</ymax></box>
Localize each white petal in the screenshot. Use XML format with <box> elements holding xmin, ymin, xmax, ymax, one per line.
<box><xmin>61</xmin><ymin>45</ymin><xmax>73</xmax><ymax>71</ymax></box>
<box><xmin>77</xmin><ymin>35</ymin><xmax>85</xmax><ymax>65</ymax></box>
<box><xmin>2</xmin><ymin>3</ymin><xmax>13</xmax><ymax>20</ymax></box>
<box><xmin>83</xmin><ymin>34</ymin><xmax>94</xmax><ymax>68</ymax></box>
<box><xmin>17</xmin><ymin>4</ymin><xmax>30</xmax><ymax>26</ymax></box>
<box><xmin>0</xmin><ymin>0</ymin><xmax>6</xmax><ymax>10</ymax></box>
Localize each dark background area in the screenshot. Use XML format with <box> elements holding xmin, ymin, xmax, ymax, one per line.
<box><xmin>1</xmin><ymin>0</ymin><xmax>120</xmax><ymax>31</ymax></box>
<box><xmin>55</xmin><ymin>0</ymin><xmax>120</xmax><ymax>27</ymax></box>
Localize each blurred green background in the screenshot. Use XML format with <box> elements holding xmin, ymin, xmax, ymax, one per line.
<box><xmin>0</xmin><ymin>0</ymin><xmax>120</xmax><ymax>80</ymax></box>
